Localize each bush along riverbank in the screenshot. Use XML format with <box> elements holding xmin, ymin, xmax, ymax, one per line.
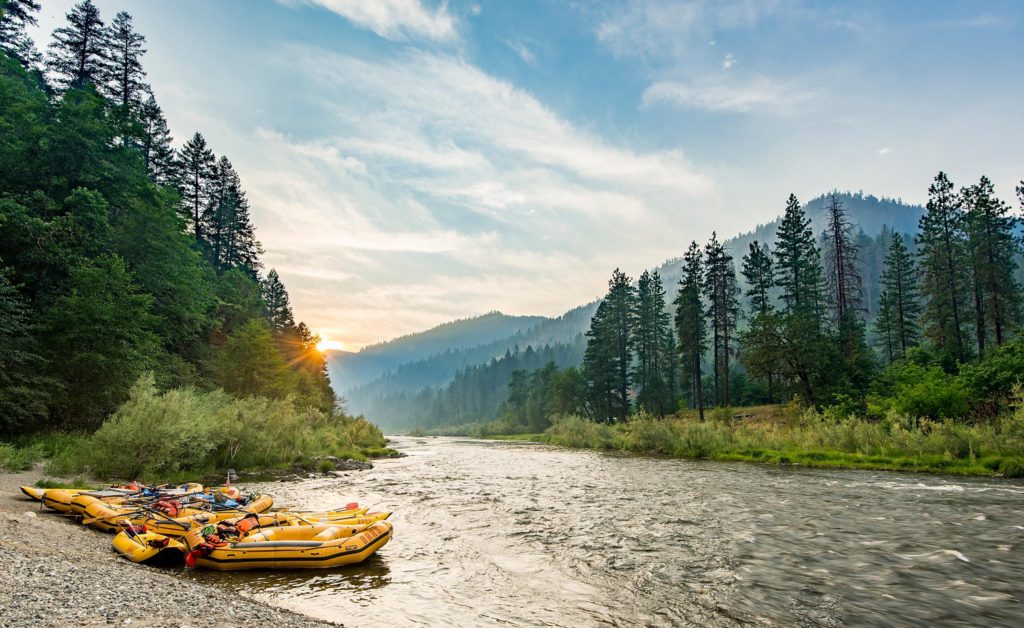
<box><xmin>417</xmin><ymin>400</ymin><xmax>1024</xmax><ymax>478</ymax></box>
<box><xmin>0</xmin><ymin>376</ymin><xmax>400</xmax><ymax>482</ymax></box>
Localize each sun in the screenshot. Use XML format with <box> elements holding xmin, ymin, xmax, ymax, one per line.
<box><xmin>316</xmin><ymin>339</ymin><xmax>345</xmax><ymax>353</ymax></box>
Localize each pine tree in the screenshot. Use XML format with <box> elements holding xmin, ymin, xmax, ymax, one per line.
<box><xmin>874</xmin><ymin>233</ymin><xmax>921</xmax><ymax>363</ymax></box>
<box><xmin>822</xmin><ymin>192</ymin><xmax>873</xmax><ymax>393</ymax></box>
<box><xmin>822</xmin><ymin>192</ymin><xmax>863</xmax><ymax>323</ymax></box>
<box><xmin>742</xmin><ymin>240</ymin><xmax>774</xmax><ymax>317</ymax></box>
<box><xmin>632</xmin><ymin>270</ymin><xmax>673</xmax><ymax>416</ymax></box>
<box><xmin>583</xmin><ymin>269</ymin><xmax>634</xmax><ymax>422</ymax></box>
<box><xmin>916</xmin><ymin>172</ymin><xmax>970</xmax><ymax>363</ymax></box>
<box><xmin>704</xmin><ymin>233</ymin><xmax>740</xmax><ymax>407</ymax></box>
<box><xmin>962</xmin><ymin>175</ymin><xmax>1021</xmax><ymax>355</ymax></box>
<box><xmin>138</xmin><ymin>94</ymin><xmax>175</xmax><ymax>184</ymax></box>
<box><xmin>0</xmin><ymin>0</ymin><xmax>41</xmax><ymax>68</ymax></box>
<box><xmin>741</xmin><ymin>240</ymin><xmax>775</xmax><ymax>400</ymax></box>
<box><xmin>262</xmin><ymin>269</ymin><xmax>294</xmax><ymax>333</ymax></box>
<box><xmin>774</xmin><ymin>194</ymin><xmax>824</xmax><ymax>315</ymax></box>
<box><xmin>221</xmin><ymin>187</ymin><xmax>263</xmax><ymax>278</ymax></box>
<box><xmin>674</xmin><ymin>242</ymin><xmax>706</xmax><ymax>419</ymax></box>
<box><xmin>175</xmin><ymin>132</ymin><xmax>216</xmax><ymax>241</ymax></box>
<box><xmin>103</xmin><ymin>11</ymin><xmax>146</xmax><ymax>110</ymax></box>
<box><xmin>204</xmin><ymin>156</ymin><xmax>238</xmax><ymax>267</ymax></box>
<box><xmin>47</xmin><ymin>0</ymin><xmax>109</xmax><ymax>91</ymax></box>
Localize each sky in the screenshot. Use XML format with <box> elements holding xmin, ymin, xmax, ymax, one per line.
<box><xmin>29</xmin><ymin>0</ymin><xmax>1024</xmax><ymax>351</ymax></box>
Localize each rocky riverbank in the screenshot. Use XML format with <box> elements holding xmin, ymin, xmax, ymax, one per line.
<box><xmin>0</xmin><ymin>470</ymin><xmax>339</xmax><ymax>627</ymax></box>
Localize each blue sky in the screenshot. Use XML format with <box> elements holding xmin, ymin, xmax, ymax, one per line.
<box><xmin>31</xmin><ymin>1</ymin><xmax>1024</xmax><ymax>349</ymax></box>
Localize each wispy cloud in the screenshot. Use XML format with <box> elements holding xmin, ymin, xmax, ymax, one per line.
<box><xmin>595</xmin><ymin>0</ymin><xmax>775</xmax><ymax>59</ymax></box>
<box><xmin>936</xmin><ymin>12</ymin><xmax>1004</xmax><ymax>29</ymax></box>
<box><xmin>877</xmin><ymin>147</ymin><xmax>892</xmax><ymax>155</ymax></box>
<box><xmin>507</xmin><ymin>39</ymin><xmax>536</xmax><ymax>65</ymax></box>
<box><xmin>722</xmin><ymin>52</ymin><xmax>736</xmax><ymax>69</ymax></box>
<box><xmin>234</xmin><ymin>46</ymin><xmax>719</xmax><ymax>348</ymax></box>
<box><xmin>642</xmin><ymin>77</ymin><xmax>816</xmax><ymax>114</ymax></box>
<box><xmin>296</xmin><ymin>0</ymin><xmax>458</xmax><ymax>42</ymax></box>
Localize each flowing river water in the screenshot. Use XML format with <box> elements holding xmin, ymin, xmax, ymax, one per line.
<box><xmin>188</xmin><ymin>437</ymin><xmax>1024</xmax><ymax>626</ymax></box>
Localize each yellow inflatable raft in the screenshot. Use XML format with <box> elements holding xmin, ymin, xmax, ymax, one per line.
<box><xmin>184</xmin><ymin>521</ymin><xmax>393</xmax><ymax>570</ymax></box>
<box><xmin>112</xmin><ymin>528</ymin><xmax>188</xmax><ymax>566</ymax></box>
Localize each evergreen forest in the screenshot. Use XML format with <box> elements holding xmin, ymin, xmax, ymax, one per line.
<box><xmin>0</xmin><ymin>0</ymin><xmax>385</xmax><ymax>478</ymax></box>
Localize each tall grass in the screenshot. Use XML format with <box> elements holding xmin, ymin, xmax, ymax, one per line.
<box><xmin>542</xmin><ymin>402</ymin><xmax>1024</xmax><ymax>477</ymax></box>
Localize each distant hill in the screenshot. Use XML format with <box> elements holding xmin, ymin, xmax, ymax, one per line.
<box><xmin>340</xmin><ymin>302</ymin><xmax>597</xmax><ymax>400</ymax></box>
<box><xmin>337</xmin><ymin>192</ymin><xmax>926</xmax><ymax>428</ymax></box>
<box><xmin>327</xmin><ymin>311</ymin><xmax>547</xmax><ymax>390</ymax></box>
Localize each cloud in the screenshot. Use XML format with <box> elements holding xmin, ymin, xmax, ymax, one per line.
<box><xmin>229</xmin><ymin>45</ymin><xmax>721</xmax><ymax>348</ymax></box>
<box><xmin>296</xmin><ymin>0</ymin><xmax>458</xmax><ymax>42</ymax></box>
<box><xmin>642</xmin><ymin>77</ymin><xmax>816</xmax><ymax>114</ymax></box>
<box><xmin>877</xmin><ymin>147</ymin><xmax>892</xmax><ymax>155</ymax></box>
<box><xmin>936</xmin><ymin>13</ymin><xmax>1003</xmax><ymax>29</ymax></box>
<box><xmin>595</xmin><ymin>0</ymin><xmax>775</xmax><ymax>59</ymax></box>
<box><xmin>722</xmin><ymin>52</ymin><xmax>736</xmax><ymax>69</ymax></box>
<box><xmin>507</xmin><ymin>39</ymin><xmax>536</xmax><ymax>65</ymax></box>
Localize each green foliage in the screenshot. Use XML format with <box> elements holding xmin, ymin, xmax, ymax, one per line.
<box><xmin>0</xmin><ymin>441</ymin><xmax>44</xmax><ymax>470</ymax></box>
<box><xmin>43</xmin><ymin>255</ymin><xmax>159</xmax><ymax>428</ymax></box>
<box><xmin>868</xmin><ymin>359</ymin><xmax>968</xmax><ymax>420</ymax></box>
<box><xmin>56</xmin><ymin>375</ymin><xmax>385</xmax><ymax>480</ymax></box>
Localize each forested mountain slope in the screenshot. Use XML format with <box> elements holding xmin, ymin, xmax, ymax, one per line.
<box><xmin>326</xmin><ymin>311</ymin><xmax>547</xmax><ymax>389</ymax></box>
<box><xmin>342</xmin><ymin>193</ymin><xmax>927</xmax><ymax>431</ymax></box>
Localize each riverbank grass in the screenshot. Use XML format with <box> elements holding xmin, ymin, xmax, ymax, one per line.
<box><xmin>535</xmin><ymin>406</ymin><xmax>1024</xmax><ymax>477</ymax></box>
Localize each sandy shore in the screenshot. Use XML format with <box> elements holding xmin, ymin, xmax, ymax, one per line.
<box><xmin>0</xmin><ymin>469</ymin><xmax>338</xmax><ymax>627</ymax></box>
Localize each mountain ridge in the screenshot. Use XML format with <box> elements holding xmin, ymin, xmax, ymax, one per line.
<box><xmin>331</xmin><ymin>192</ymin><xmax>926</xmax><ymax>420</ymax></box>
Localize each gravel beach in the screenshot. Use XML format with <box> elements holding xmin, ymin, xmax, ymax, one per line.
<box><xmin>0</xmin><ymin>470</ymin><xmax>338</xmax><ymax>627</ymax></box>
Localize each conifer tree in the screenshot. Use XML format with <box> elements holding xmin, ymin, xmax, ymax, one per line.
<box><xmin>742</xmin><ymin>240</ymin><xmax>774</xmax><ymax>317</ymax></box>
<box><xmin>823</xmin><ymin>192</ymin><xmax>863</xmax><ymax>323</ymax></box>
<box><xmin>204</xmin><ymin>156</ymin><xmax>238</xmax><ymax>267</ymax></box>
<box><xmin>741</xmin><ymin>240</ymin><xmax>775</xmax><ymax>400</ymax></box>
<box><xmin>583</xmin><ymin>269</ymin><xmax>634</xmax><ymax>422</ymax></box>
<box><xmin>703</xmin><ymin>233</ymin><xmax>740</xmax><ymax>407</ymax></box>
<box><xmin>0</xmin><ymin>0</ymin><xmax>41</xmax><ymax>68</ymax></box>
<box><xmin>47</xmin><ymin>0</ymin><xmax>108</xmax><ymax>90</ymax></box>
<box><xmin>632</xmin><ymin>270</ymin><xmax>673</xmax><ymax>416</ymax></box>
<box><xmin>262</xmin><ymin>269</ymin><xmax>295</xmax><ymax>333</ymax></box>
<box><xmin>138</xmin><ymin>94</ymin><xmax>175</xmax><ymax>184</ymax></box>
<box><xmin>774</xmin><ymin>194</ymin><xmax>824</xmax><ymax>315</ymax></box>
<box><xmin>175</xmin><ymin>132</ymin><xmax>216</xmax><ymax>241</ymax></box>
<box><xmin>916</xmin><ymin>172</ymin><xmax>970</xmax><ymax>363</ymax></box>
<box><xmin>823</xmin><ymin>192</ymin><xmax>873</xmax><ymax>393</ymax></box>
<box><xmin>674</xmin><ymin>242</ymin><xmax>706</xmax><ymax>419</ymax></box>
<box><xmin>104</xmin><ymin>11</ymin><xmax>147</xmax><ymax>110</ymax></box>
<box><xmin>874</xmin><ymin>233</ymin><xmax>921</xmax><ymax>363</ymax></box>
<box><xmin>221</xmin><ymin>187</ymin><xmax>263</xmax><ymax>278</ymax></box>
<box><xmin>962</xmin><ymin>176</ymin><xmax>1021</xmax><ymax>355</ymax></box>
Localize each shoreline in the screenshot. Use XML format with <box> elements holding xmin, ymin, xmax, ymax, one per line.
<box><xmin>466</xmin><ymin>432</ymin><xmax>1023</xmax><ymax>478</ymax></box>
<box><xmin>0</xmin><ymin>469</ymin><xmax>339</xmax><ymax>627</ymax></box>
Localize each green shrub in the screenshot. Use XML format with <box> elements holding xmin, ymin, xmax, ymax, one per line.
<box><xmin>870</xmin><ymin>362</ymin><xmax>968</xmax><ymax>420</ymax></box>
<box><xmin>0</xmin><ymin>442</ymin><xmax>44</xmax><ymax>471</ymax></box>
<box><xmin>51</xmin><ymin>375</ymin><xmax>388</xmax><ymax>480</ymax></box>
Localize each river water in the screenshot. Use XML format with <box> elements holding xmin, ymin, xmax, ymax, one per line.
<box><xmin>189</xmin><ymin>437</ymin><xmax>1024</xmax><ymax>626</ymax></box>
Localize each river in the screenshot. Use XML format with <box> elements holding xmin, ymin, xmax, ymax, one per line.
<box><xmin>188</xmin><ymin>436</ymin><xmax>1024</xmax><ymax>626</ymax></box>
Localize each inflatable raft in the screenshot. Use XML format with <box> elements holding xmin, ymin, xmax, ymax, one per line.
<box><xmin>183</xmin><ymin>520</ymin><xmax>393</xmax><ymax>570</ymax></box>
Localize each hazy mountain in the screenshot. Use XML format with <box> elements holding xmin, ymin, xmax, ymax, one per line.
<box><xmin>337</xmin><ymin>192</ymin><xmax>926</xmax><ymax>423</ymax></box>
<box><xmin>327</xmin><ymin>311</ymin><xmax>547</xmax><ymax>390</ymax></box>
